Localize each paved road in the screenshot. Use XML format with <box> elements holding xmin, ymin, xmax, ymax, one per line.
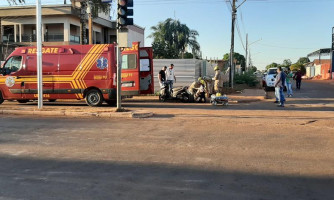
<box><xmin>0</xmin><ymin>80</ymin><xmax>334</xmax><ymax>200</ymax></box>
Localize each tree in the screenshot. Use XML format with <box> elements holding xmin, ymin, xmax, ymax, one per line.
<box><xmin>281</xmin><ymin>59</ymin><xmax>292</xmax><ymax>69</ymax></box>
<box><xmin>149</xmin><ymin>18</ymin><xmax>200</xmax><ymax>59</ymax></box>
<box><xmin>297</xmin><ymin>57</ymin><xmax>310</xmax><ymax>65</ymax></box>
<box><xmin>223</xmin><ymin>52</ymin><xmax>246</xmax><ymax>70</ymax></box>
<box><xmin>265</xmin><ymin>62</ymin><xmax>279</xmax><ymax>70</ymax></box>
<box><xmin>290</xmin><ymin>63</ymin><xmax>306</xmax><ymax>74</ymax></box>
<box><xmin>249</xmin><ymin>66</ymin><xmax>257</xmax><ymax>73</ymax></box>
<box><xmin>71</xmin><ymin>0</ymin><xmax>110</xmax><ymax>44</ymax></box>
<box><xmin>6</xmin><ymin>0</ymin><xmax>24</xmax><ymax>4</ymax></box>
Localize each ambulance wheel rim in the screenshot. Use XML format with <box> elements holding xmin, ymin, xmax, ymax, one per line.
<box><xmin>86</xmin><ymin>89</ymin><xmax>103</xmax><ymax>106</ymax></box>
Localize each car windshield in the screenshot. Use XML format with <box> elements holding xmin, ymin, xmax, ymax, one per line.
<box><xmin>268</xmin><ymin>69</ymin><xmax>277</xmax><ymax>75</ymax></box>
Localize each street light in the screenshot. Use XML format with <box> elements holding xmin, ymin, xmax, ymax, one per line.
<box><xmin>246</xmin><ymin>37</ymin><xmax>261</xmax><ymax>70</ymax></box>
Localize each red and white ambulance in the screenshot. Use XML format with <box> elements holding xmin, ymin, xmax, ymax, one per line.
<box><xmin>0</xmin><ymin>42</ymin><xmax>154</xmax><ymax>106</ymax></box>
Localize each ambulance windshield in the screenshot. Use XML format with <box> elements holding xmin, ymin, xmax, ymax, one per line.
<box><xmin>2</xmin><ymin>56</ymin><xmax>22</xmax><ymax>75</ymax></box>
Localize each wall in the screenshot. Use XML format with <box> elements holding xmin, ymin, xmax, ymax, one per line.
<box><xmin>153</xmin><ymin>59</ymin><xmax>216</xmax><ymax>92</ymax></box>
<box><xmin>315</xmin><ymin>65</ymin><xmax>321</xmax><ymax>77</ymax></box>
<box><xmin>321</xmin><ymin>63</ymin><xmax>331</xmax><ymax>80</ymax></box>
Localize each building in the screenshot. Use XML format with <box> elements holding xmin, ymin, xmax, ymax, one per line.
<box><xmin>305</xmin><ymin>59</ymin><xmax>331</xmax><ymax>80</ymax></box>
<box><xmin>0</xmin><ymin>3</ymin><xmax>144</xmax><ymax>59</ymax></box>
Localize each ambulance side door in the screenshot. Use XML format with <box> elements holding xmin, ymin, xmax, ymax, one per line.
<box><xmin>139</xmin><ymin>48</ymin><xmax>154</xmax><ymax>95</ymax></box>
<box><xmin>121</xmin><ymin>53</ymin><xmax>140</xmax><ymax>96</ymax></box>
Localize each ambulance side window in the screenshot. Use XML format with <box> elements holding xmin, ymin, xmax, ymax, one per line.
<box><xmin>121</xmin><ymin>54</ymin><xmax>136</xmax><ymax>69</ymax></box>
<box><xmin>2</xmin><ymin>56</ymin><xmax>22</xmax><ymax>75</ymax></box>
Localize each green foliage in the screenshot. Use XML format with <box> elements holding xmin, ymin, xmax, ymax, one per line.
<box><xmin>223</xmin><ymin>52</ymin><xmax>246</xmax><ymax>70</ymax></box>
<box><xmin>183</xmin><ymin>52</ymin><xmax>195</xmax><ymax>59</ymax></box>
<box><xmin>234</xmin><ymin>72</ymin><xmax>259</xmax><ymax>87</ymax></box>
<box><xmin>265</xmin><ymin>62</ymin><xmax>279</xmax><ymax>70</ymax></box>
<box><xmin>290</xmin><ymin>63</ymin><xmax>306</xmax><ymax>74</ymax></box>
<box><xmin>297</xmin><ymin>57</ymin><xmax>310</xmax><ymax>65</ymax></box>
<box><xmin>248</xmin><ymin>66</ymin><xmax>257</xmax><ymax>72</ymax></box>
<box><xmin>149</xmin><ymin>18</ymin><xmax>200</xmax><ymax>59</ymax></box>
<box><xmin>281</xmin><ymin>59</ymin><xmax>292</xmax><ymax>69</ymax></box>
<box><xmin>79</xmin><ymin>0</ymin><xmax>110</xmax><ymax>18</ymax></box>
<box><xmin>6</xmin><ymin>0</ymin><xmax>24</xmax><ymax>4</ymax></box>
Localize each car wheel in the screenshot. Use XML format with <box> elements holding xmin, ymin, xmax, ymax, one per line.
<box><xmin>49</xmin><ymin>99</ymin><xmax>57</xmax><ymax>102</ymax></box>
<box><xmin>85</xmin><ymin>89</ymin><xmax>103</xmax><ymax>107</ymax></box>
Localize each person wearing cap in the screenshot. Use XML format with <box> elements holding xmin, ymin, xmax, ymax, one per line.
<box><xmin>166</xmin><ymin>64</ymin><xmax>176</xmax><ymax>93</ymax></box>
<box><xmin>188</xmin><ymin>77</ymin><xmax>205</xmax><ymax>95</ymax></box>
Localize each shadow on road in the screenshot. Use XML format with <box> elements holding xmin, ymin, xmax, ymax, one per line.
<box><xmin>0</xmin><ymin>156</ymin><xmax>333</xmax><ymax>200</ymax></box>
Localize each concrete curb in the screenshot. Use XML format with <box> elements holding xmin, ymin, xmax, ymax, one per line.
<box><xmin>0</xmin><ymin>109</ymin><xmax>153</xmax><ymax>119</ymax></box>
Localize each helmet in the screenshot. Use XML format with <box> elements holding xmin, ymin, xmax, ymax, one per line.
<box><xmin>216</xmin><ymin>93</ymin><xmax>222</xmax><ymax>97</ymax></box>
<box><xmin>200</xmin><ymin>80</ymin><xmax>205</xmax><ymax>85</ymax></box>
<box><xmin>214</xmin><ymin>66</ymin><xmax>219</xmax><ymax>71</ymax></box>
<box><xmin>198</xmin><ymin>77</ymin><xmax>203</xmax><ymax>81</ymax></box>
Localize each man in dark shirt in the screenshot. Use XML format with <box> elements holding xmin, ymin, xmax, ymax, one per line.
<box><xmin>293</xmin><ymin>69</ymin><xmax>302</xmax><ymax>90</ymax></box>
<box><xmin>274</xmin><ymin>67</ymin><xmax>286</xmax><ymax>107</ymax></box>
<box><xmin>158</xmin><ymin>66</ymin><xmax>167</xmax><ymax>88</ymax></box>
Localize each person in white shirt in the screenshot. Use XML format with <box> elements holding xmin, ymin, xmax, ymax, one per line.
<box><xmin>166</xmin><ymin>64</ymin><xmax>176</xmax><ymax>93</ymax></box>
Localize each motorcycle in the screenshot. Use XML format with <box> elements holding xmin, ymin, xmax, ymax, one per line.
<box><xmin>159</xmin><ymin>82</ymin><xmax>192</xmax><ymax>103</ymax></box>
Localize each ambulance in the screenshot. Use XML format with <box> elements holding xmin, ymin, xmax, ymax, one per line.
<box><xmin>0</xmin><ymin>42</ymin><xmax>154</xmax><ymax>106</ymax></box>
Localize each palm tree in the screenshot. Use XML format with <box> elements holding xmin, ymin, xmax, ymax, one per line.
<box><xmin>149</xmin><ymin>18</ymin><xmax>200</xmax><ymax>59</ymax></box>
<box><xmin>6</xmin><ymin>0</ymin><xmax>24</xmax><ymax>4</ymax></box>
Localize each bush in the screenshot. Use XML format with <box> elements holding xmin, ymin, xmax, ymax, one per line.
<box><xmin>234</xmin><ymin>72</ymin><xmax>259</xmax><ymax>87</ymax></box>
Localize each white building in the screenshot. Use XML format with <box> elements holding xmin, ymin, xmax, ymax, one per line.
<box><xmin>0</xmin><ymin>4</ymin><xmax>144</xmax><ymax>47</ymax></box>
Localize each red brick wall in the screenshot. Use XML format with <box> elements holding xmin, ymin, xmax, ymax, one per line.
<box><xmin>321</xmin><ymin>63</ymin><xmax>331</xmax><ymax>80</ymax></box>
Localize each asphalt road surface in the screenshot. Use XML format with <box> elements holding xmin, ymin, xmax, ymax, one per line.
<box><xmin>0</xmin><ymin>80</ymin><xmax>334</xmax><ymax>200</ymax></box>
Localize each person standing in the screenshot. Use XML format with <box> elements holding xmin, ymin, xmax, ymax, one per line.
<box><xmin>158</xmin><ymin>66</ymin><xmax>167</xmax><ymax>88</ymax></box>
<box><xmin>286</xmin><ymin>68</ymin><xmax>293</xmax><ymax>97</ymax></box>
<box><xmin>166</xmin><ymin>64</ymin><xmax>176</xmax><ymax>93</ymax></box>
<box><xmin>213</xmin><ymin>66</ymin><xmax>223</xmax><ymax>94</ymax></box>
<box><xmin>274</xmin><ymin>67</ymin><xmax>286</xmax><ymax>107</ymax></box>
<box><xmin>293</xmin><ymin>69</ymin><xmax>302</xmax><ymax>90</ymax></box>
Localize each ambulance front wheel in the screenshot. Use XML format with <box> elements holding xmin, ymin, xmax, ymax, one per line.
<box><xmin>85</xmin><ymin>89</ymin><xmax>104</xmax><ymax>107</ymax></box>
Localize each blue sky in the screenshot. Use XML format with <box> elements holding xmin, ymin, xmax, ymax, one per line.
<box><xmin>2</xmin><ymin>0</ymin><xmax>334</xmax><ymax>70</ymax></box>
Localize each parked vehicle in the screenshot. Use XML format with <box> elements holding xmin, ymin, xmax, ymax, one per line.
<box><xmin>0</xmin><ymin>42</ymin><xmax>154</xmax><ymax>106</ymax></box>
<box><xmin>263</xmin><ymin>68</ymin><xmax>277</xmax><ymax>91</ymax></box>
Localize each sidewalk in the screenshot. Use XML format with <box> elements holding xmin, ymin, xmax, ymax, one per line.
<box><xmin>0</xmin><ymin>102</ymin><xmax>153</xmax><ymax>119</ymax></box>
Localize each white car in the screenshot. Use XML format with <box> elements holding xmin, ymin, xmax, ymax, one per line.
<box><xmin>263</xmin><ymin>68</ymin><xmax>277</xmax><ymax>91</ymax></box>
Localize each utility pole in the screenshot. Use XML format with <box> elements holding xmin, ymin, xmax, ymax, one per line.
<box><xmin>229</xmin><ymin>0</ymin><xmax>246</xmax><ymax>88</ymax></box>
<box><xmin>36</xmin><ymin>0</ymin><xmax>43</xmax><ymax>109</ymax></box>
<box><xmin>88</xmin><ymin>1</ymin><xmax>93</xmax><ymax>45</ymax></box>
<box><xmin>331</xmin><ymin>27</ymin><xmax>334</xmax><ymax>80</ymax></box>
<box><xmin>245</xmin><ymin>33</ymin><xmax>248</xmax><ymax>71</ymax></box>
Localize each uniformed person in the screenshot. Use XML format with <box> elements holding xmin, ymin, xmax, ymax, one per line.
<box><xmin>213</xmin><ymin>66</ymin><xmax>223</xmax><ymax>93</ymax></box>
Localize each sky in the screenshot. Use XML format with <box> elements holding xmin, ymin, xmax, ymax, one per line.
<box><xmin>1</xmin><ymin>0</ymin><xmax>334</xmax><ymax>70</ymax></box>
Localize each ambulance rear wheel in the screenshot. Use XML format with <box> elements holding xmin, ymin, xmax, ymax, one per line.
<box><xmin>0</xmin><ymin>92</ymin><xmax>4</xmax><ymax>105</ymax></box>
<box><xmin>85</xmin><ymin>89</ymin><xmax>103</xmax><ymax>107</ymax></box>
